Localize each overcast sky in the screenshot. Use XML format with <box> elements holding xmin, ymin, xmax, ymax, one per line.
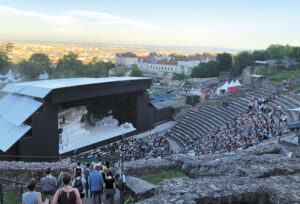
<box><xmin>0</xmin><ymin>0</ymin><xmax>299</xmax><ymax>49</ymax></box>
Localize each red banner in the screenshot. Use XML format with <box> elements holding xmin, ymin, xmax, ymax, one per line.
<box><xmin>201</xmin><ymin>91</ymin><xmax>209</xmax><ymax>95</ymax></box>
<box><xmin>228</xmin><ymin>87</ymin><xmax>240</xmax><ymax>92</ymax></box>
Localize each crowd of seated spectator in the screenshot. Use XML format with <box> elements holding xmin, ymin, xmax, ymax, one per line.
<box><xmin>184</xmin><ymin>95</ymin><xmax>287</xmax><ymax>156</ymax></box>
<box><xmin>78</xmin><ymin>132</ymin><xmax>170</xmax><ymax>161</ymax></box>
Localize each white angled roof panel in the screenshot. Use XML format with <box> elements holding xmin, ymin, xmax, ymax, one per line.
<box><xmin>0</xmin><ymin>94</ymin><xmax>43</xmax><ymax>126</ymax></box>
<box><xmin>1</xmin><ymin>77</ymin><xmax>147</xmax><ymax>98</ymax></box>
<box><xmin>0</xmin><ymin>118</ymin><xmax>31</xmax><ymax>152</ymax></box>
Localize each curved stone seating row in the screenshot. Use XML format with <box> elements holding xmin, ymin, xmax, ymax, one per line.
<box><xmin>167</xmin><ymin>88</ymin><xmax>299</xmax><ymax>150</ymax></box>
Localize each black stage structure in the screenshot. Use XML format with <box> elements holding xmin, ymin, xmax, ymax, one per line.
<box><xmin>0</xmin><ymin>77</ymin><xmax>156</xmax><ymax>161</ymax></box>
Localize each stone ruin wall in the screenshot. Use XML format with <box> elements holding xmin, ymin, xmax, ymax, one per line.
<box><xmin>0</xmin><ymin>161</ymin><xmax>74</xmax><ymax>183</ymax></box>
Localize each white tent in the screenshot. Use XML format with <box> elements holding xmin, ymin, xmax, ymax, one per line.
<box><xmin>219</xmin><ymin>81</ymin><xmax>229</xmax><ymax>90</ymax></box>
<box><xmin>234</xmin><ymin>79</ymin><xmax>242</xmax><ymax>87</ymax></box>
<box><xmin>228</xmin><ymin>80</ymin><xmax>235</xmax><ymax>87</ymax></box>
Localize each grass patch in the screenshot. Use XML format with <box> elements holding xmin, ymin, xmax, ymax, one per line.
<box><xmin>290</xmin><ymin>85</ymin><xmax>300</xmax><ymax>91</ymax></box>
<box><xmin>139</xmin><ymin>171</ymin><xmax>186</xmax><ymax>185</ymax></box>
<box><xmin>269</xmin><ymin>70</ymin><xmax>300</xmax><ymax>84</ymax></box>
<box><xmin>4</xmin><ymin>189</ymin><xmax>22</xmax><ymax>204</ymax></box>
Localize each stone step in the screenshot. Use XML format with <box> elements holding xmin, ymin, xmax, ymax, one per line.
<box><xmin>174</xmin><ymin>122</ymin><xmax>195</xmax><ymax>137</ymax></box>
<box><xmin>185</xmin><ymin>113</ymin><xmax>215</xmax><ymax>134</ymax></box>
<box><xmin>126</xmin><ymin>176</ymin><xmax>156</xmax><ymax>201</ymax></box>
<box><xmin>280</xmin><ymin>94</ymin><xmax>300</xmax><ymax>106</ymax></box>
<box><xmin>179</xmin><ymin>117</ymin><xmax>204</xmax><ymax>136</ymax></box>
<box><xmin>190</xmin><ymin>110</ymin><xmax>224</xmax><ymax>127</ymax></box>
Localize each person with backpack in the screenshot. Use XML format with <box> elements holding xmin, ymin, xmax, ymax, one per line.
<box><xmin>103</xmin><ymin>171</ymin><xmax>116</xmax><ymax>204</ymax></box>
<box><xmin>74</xmin><ymin>161</ymin><xmax>83</xmax><ymax>177</ymax></box>
<box><xmin>51</xmin><ymin>172</ymin><xmax>82</xmax><ymax>204</ymax></box>
<box><xmin>88</xmin><ymin>165</ymin><xmax>103</xmax><ymax>204</ymax></box>
<box><xmin>72</xmin><ymin>172</ymin><xmax>86</xmax><ymax>199</ymax></box>
<box><xmin>22</xmin><ymin>178</ymin><xmax>42</xmax><ymax>204</ymax></box>
<box><xmin>41</xmin><ymin>168</ymin><xmax>57</xmax><ymax>204</ymax></box>
<box><xmin>83</xmin><ymin>163</ymin><xmax>91</xmax><ymax>198</ymax></box>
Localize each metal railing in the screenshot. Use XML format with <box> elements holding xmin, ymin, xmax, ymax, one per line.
<box><xmin>0</xmin><ymin>177</ymin><xmax>27</xmax><ymax>204</ymax></box>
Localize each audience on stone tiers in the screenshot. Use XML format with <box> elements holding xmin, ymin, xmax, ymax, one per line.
<box><xmin>184</xmin><ymin>95</ymin><xmax>287</xmax><ymax>156</ymax></box>
<box><xmin>78</xmin><ymin>132</ymin><xmax>170</xmax><ymax>161</ymax></box>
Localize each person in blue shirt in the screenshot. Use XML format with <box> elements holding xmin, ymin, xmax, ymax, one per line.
<box><xmin>22</xmin><ymin>178</ymin><xmax>42</xmax><ymax>204</ymax></box>
<box><xmin>88</xmin><ymin>165</ymin><xmax>103</xmax><ymax>204</ymax></box>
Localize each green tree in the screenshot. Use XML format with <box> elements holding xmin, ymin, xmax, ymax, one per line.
<box><xmin>29</xmin><ymin>53</ymin><xmax>50</xmax><ymax>66</ymax></box>
<box><xmin>216</xmin><ymin>53</ymin><xmax>232</xmax><ymax>72</ymax></box>
<box><xmin>113</xmin><ymin>72</ymin><xmax>125</xmax><ymax>77</ymax></box>
<box><xmin>0</xmin><ymin>52</ymin><xmax>9</xmax><ymax>75</ymax></box>
<box><xmin>172</xmin><ymin>73</ymin><xmax>186</xmax><ymax>80</ymax></box>
<box><xmin>85</xmin><ymin>61</ymin><xmax>108</xmax><ymax>77</ymax></box>
<box><xmin>266</xmin><ymin>44</ymin><xmax>293</xmax><ymax>59</ymax></box>
<box><xmin>18</xmin><ymin>53</ymin><xmax>51</xmax><ymax>80</ymax></box>
<box><xmin>104</xmin><ymin>61</ymin><xmax>115</xmax><ymax>69</ymax></box>
<box><xmin>174</xmin><ymin>55</ymin><xmax>186</xmax><ymax>61</ymax></box>
<box><xmin>252</xmin><ymin>50</ymin><xmax>269</xmax><ymax>61</ymax></box>
<box><xmin>232</xmin><ymin>51</ymin><xmax>254</xmax><ymax>76</ymax></box>
<box><xmin>130</xmin><ymin>64</ymin><xmax>144</xmax><ymax>77</ymax></box>
<box><xmin>56</xmin><ymin>52</ymin><xmax>84</xmax><ymax>78</ymax></box>
<box><xmin>291</xmin><ymin>47</ymin><xmax>300</xmax><ymax>59</ymax></box>
<box><xmin>191</xmin><ymin>61</ymin><xmax>218</xmax><ymax>78</ymax></box>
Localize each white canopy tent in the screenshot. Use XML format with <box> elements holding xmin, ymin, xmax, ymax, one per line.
<box><xmin>219</xmin><ymin>81</ymin><xmax>229</xmax><ymax>90</ymax></box>
<box><xmin>228</xmin><ymin>80</ymin><xmax>235</xmax><ymax>87</ymax></box>
<box><xmin>216</xmin><ymin>81</ymin><xmax>229</xmax><ymax>95</ymax></box>
<box><xmin>233</xmin><ymin>79</ymin><xmax>242</xmax><ymax>87</ymax></box>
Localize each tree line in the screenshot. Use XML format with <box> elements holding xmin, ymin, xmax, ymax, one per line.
<box><xmin>191</xmin><ymin>44</ymin><xmax>300</xmax><ymax>78</ymax></box>
<box><xmin>0</xmin><ymin>44</ymin><xmax>115</xmax><ymax>80</ymax></box>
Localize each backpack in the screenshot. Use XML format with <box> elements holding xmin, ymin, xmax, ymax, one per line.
<box><xmin>74</xmin><ymin>179</ymin><xmax>83</xmax><ymax>193</ymax></box>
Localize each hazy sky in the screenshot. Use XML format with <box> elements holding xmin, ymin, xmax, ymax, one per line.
<box><xmin>0</xmin><ymin>0</ymin><xmax>299</xmax><ymax>49</ymax></box>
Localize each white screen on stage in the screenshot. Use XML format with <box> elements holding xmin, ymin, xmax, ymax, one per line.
<box><xmin>58</xmin><ymin>105</ymin><xmax>135</xmax><ymax>154</ymax></box>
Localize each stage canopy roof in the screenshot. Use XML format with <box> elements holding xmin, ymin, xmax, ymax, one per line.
<box><xmin>2</xmin><ymin>77</ymin><xmax>147</xmax><ymax>99</ymax></box>
<box><xmin>0</xmin><ymin>77</ymin><xmax>150</xmax><ymax>152</ymax></box>
<box><xmin>0</xmin><ymin>93</ymin><xmax>42</xmax><ymax>152</ymax></box>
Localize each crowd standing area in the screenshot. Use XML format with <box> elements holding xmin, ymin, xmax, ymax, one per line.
<box><xmin>22</xmin><ymin>161</ymin><xmax>123</xmax><ymax>204</ymax></box>
<box><xmin>77</xmin><ymin>132</ymin><xmax>170</xmax><ymax>161</ymax></box>
<box><xmin>183</xmin><ymin>94</ymin><xmax>288</xmax><ymax>155</ymax></box>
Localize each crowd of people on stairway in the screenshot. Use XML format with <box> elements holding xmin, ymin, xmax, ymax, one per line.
<box><xmin>22</xmin><ymin>161</ymin><xmax>119</xmax><ymax>204</ymax></box>
<box><xmin>78</xmin><ymin>132</ymin><xmax>170</xmax><ymax>161</ymax></box>
<box><xmin>183</xmin><ymin>95</ymin><xmax>288</xmax><ymax>156</ymax></box>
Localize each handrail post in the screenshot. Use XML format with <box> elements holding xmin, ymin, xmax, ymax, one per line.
<box><xmin>0</xmin><ymin>183</ymin><xmax>4</xmax><ymax>204</ymax></box>
<box><xmin>21</xmin><ymin>184</ymin><xmax>24</xmax><ymax>195</ymax></box>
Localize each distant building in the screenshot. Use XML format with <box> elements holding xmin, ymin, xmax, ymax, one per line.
<box><xmin>137</xmin><ymin>54</ymin><xmax>216</xmax><ymax>79</ymax></box>
<box><xmin>115</xmin><ymin>52</ymin><xmax>138</xmax><ymax>67</ymax></box>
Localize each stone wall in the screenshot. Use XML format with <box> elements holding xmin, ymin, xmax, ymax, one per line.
<box><xmin>122</xmin><ymin>154</ymin><xmax>187</xmax><ymax>176</ymax></box>
<box><xmin>123</xmin><ymin>136</ymin><xmax>300</xmax><ymax>203</ymax></box>
<box><xmin>0</xmin><ymin>161</ymin><xmax>74</xmax><ymax>183</ymax></box>
<box><xmin>240</xmin><ymin>66</ymin><xmax>253</xmax><ymax>85</ymax></box>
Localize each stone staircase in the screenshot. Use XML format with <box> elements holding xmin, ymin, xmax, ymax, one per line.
<box><xmin>167</xmin><ymin>87</ymin><xmax>300</xmax><ymax>151</ymax></box>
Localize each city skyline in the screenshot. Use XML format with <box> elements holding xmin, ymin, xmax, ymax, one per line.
<box><xmin>0</xmin><ymin>0</ymin><xmax>299</xmax><ymax>50</ymax></box>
